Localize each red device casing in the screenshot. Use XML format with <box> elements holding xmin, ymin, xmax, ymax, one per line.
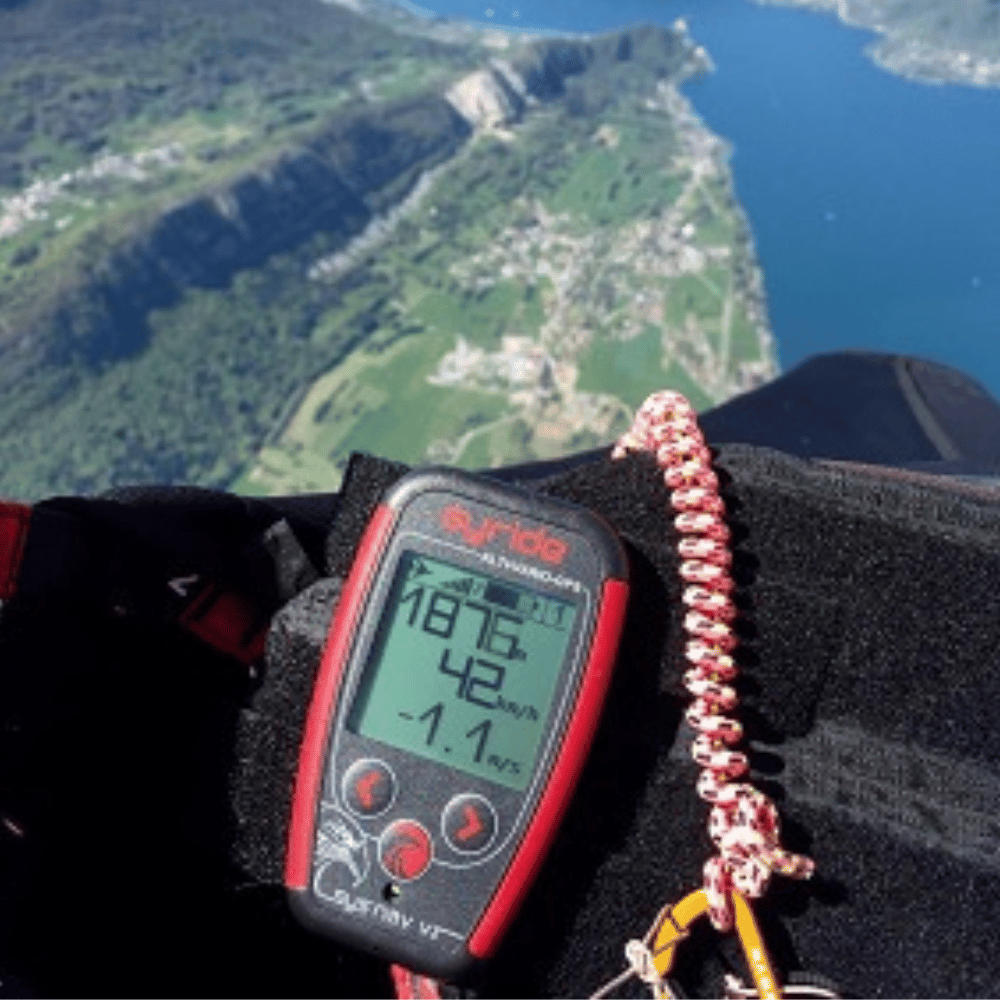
<box><xmin>285</xmin><ymin>469</ymin><xmax>628</xmax><ymax>980</ymax></box>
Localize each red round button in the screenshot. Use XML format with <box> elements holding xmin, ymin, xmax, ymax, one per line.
<box><xmin>379</xmin><ymin>819</ymin><xmax>432</xmax><ymax>881</ymax></box>
<box><xmin>442</xmin><ymin>794</ymin><xmax>497</xmax><ymax>854</ymax></box>
<box><xmin>342</xmin><ymin>758</ymin><xmax>395</xmax><ymax>818</ymax></box>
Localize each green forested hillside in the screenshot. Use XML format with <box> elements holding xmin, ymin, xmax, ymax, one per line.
<box><xmin>0</xmin><ymin>0</ymin><xmax>477</xmax><ymax>191</ymax></box>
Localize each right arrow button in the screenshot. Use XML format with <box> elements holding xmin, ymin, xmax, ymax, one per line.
<box><xmin>442</xmin><ymin>793</ymin><xmax>497</xmax><ymax>854</ymax></box>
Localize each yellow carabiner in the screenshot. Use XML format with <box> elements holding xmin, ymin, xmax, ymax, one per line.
<box><xmin>649</xmin><ymin>890</ymin><xmax>783</xmax><ymax>1000</ymax></box>
<box><xmin>732</xmin><ymin>892</ymin><xmax>782</xmax><ymax>1000</ymax></box>
<box><xmin>650</xmin><ymin>889</ymin><xmax>711</xmax><ymax>980</ymax></box>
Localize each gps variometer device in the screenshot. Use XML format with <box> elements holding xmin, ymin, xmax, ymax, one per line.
<box><xmin>285</xmin><ymin>468</ymin><xmax>628</xmax><ymax>980</ymax></box>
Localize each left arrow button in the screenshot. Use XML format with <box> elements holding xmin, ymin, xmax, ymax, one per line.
<box><xmin>342</xmin><ymin>759</ymin><xmax>396</xmax><ymax>818</ymax></box>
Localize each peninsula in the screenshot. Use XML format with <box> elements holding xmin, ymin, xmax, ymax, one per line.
<box><xmin>754</xmin><ymin>0</ymin><xmax>1000</xmax><ymax>87</ymax></box>
<box><xmin>234</xmin><ymin>11</ymin><xmax>778</xmax><ymax>495</ymax></box>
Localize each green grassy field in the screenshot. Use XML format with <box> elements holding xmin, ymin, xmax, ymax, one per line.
<box><xmin>729</xmin><ymin>303</ymin><xmax>763</xmax><ymax>363</ymax></box>
<box><xmin>549</xmin><ymin>117</ymin><xmax>684</xmax><ymax>228</ymax></box>
<box><xmin>410</xmin><ymin>281</ymin><xmax>544</xmax><ymax>347</ymax></box>
<box><xmin>576</xmin><ymin>322</ymin><xmax>714</xmax><ymax>412</ymax></box>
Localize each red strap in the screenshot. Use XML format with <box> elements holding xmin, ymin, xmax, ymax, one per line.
<box><xmin>1</xmin><ymin>500</ymin><xmax>269</xmax><ymax>667</ymax></box>
<box><xmin>389</xmin><ymin>964</ymin><xmax>442</xmax><ymax>1000</ymax></box>
<box><xmin>0</xmin><ymin>501</ymin><xmax>31</xmax><ymax>600</ymax></box>
<box><xmin>177</xmin><ymin>583</ymin><xmax>269</xmax><ymax>665</ymax></box>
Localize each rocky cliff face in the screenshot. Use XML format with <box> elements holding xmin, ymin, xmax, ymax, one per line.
<box><xmin>445</xmin><ymin>67</ymin><xmax>527</xmax><ymax>128</ymax></box>
<box><xmin>6</xmin><ymin>94</ymin><xmax>473</xmax><ymax>381</ymax></box>
<box><xmin>513</xmin><ymin>40</ymin><xmax>597</xmax><ymax>99</ymax></box>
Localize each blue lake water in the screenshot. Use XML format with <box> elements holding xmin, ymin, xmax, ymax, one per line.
<box><xmin>680</xmin><ymin>2</ymin><xmax>1000</xmax><ymax>398</ymax></box>
<box><xmin>398</xmin><ymin>0</ymin><xmax>1000</xmax><ymax>399</ymax></box>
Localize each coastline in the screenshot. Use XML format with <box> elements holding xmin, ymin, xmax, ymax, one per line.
<box><xmin>752</xmin><ymin>0</ymin><xmax>1000</xmax><ymax>89</ymax></box>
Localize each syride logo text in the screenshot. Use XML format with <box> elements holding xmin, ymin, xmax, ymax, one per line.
<box><xmin>440</xmin><ymin>504</ymin><xmax>568</xmax><ymax>565</ymax></box>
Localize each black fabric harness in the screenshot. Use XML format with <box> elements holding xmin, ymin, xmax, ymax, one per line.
<box><xmin>240</xmin><ymin>446</ymin><xmax>1000</xmax><ymax>998</ymax></box>
<box><xmin>2</xmin><ymin>443</ymin><xmax>1000</xmax><ymax>997</ymax></box>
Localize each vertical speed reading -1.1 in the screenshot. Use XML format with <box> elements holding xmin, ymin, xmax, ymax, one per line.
<box><xmin>347</xmin><ymin>550</ymin><xmax>580</xmax><ymax>791</ymax></box>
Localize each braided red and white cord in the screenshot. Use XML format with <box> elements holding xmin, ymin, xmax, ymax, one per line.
<box><xmin>612</xmin><ymin>390</ymin><xmax>814</xmax><ymax>933</ymax></box>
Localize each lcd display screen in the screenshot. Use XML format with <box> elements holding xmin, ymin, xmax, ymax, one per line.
<box><xmin>348</xmin><ymin>550</ymin><xmax>580</xmax><ymax>791</ymax></box>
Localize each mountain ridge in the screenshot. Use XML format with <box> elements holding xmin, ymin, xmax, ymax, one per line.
<box><xmin>0</xmin><ymin>1</ymin><xmax>619</xmax><ymax>409</ymax></box>
<box><xmin>1</xmin><ymin>95</ymin><xmax>474</xmax><ymax>401</ymax></box>
<box><xmin>0</xmin><ymin>1</ymin><xmax>775</xmax><ymax>501</ymax></box>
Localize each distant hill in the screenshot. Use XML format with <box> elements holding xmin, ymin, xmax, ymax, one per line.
<box><xmin>755</xmin><ymin>0</ymin><xmax>1000</xmax><ymax>86</ymax></box>
<box><xmin>0</xmin><ymin>0</ymin><xmax>486</xmax><ymax>192</ymax></box>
